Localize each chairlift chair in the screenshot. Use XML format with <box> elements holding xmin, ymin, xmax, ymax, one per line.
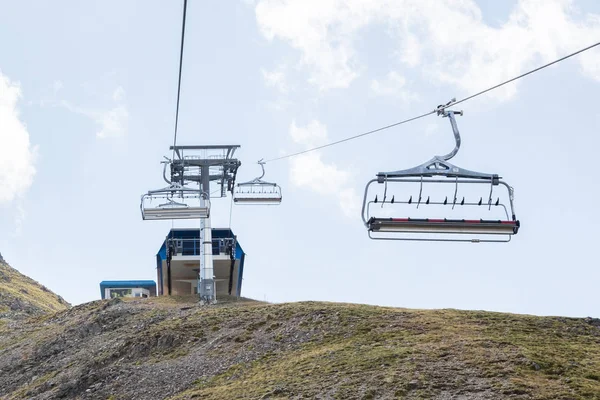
<box><xmin>233</xmin><ymin>160</ymin><xmax>282</xmax><ymax>205</ymax></box>
<box><xmin>141</xmin><ymin>183</ymin><xmax>210</xmax><ymax>220</ymax></box>
<box><xmin>361</xmin><ymin>100</ymin><xmax>520</xmax><ymax>243</ymax></box>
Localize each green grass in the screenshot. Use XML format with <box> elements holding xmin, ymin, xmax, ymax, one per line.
<box><xmin>0</xmin><ymin>261</ymin><xmax>69</xmax><ymax>315</ymax></box>
<box><xmin>172</xmin><ymin>303</ymin><xmax>600</xmax><ymax>400</ymax></box>
<box><xmin>1</xmin><ymin>285</ymin><xmax>599</xmax><ymax>399</ymax></box>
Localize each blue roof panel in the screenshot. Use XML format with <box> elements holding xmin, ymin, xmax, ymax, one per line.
<box><xmin>100</xmin><ymin>280</ymin><xmax>156</xmax><ymax>288</ymax></box>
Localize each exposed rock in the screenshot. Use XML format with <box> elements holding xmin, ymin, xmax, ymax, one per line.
<box><xmin>0</xmin><ymin>258</ymin><xmax>69</xmax><ymax>322</ymax></box>
<box><xmin>0</xmin><ymin>297</ymin><xmax>599</xmax><ymax>400</ymax></box>
<box><xmin>1</xmin><ymin>260</ymin><xmax>599</xmax><ymax>399</ymax></box>
<box><xmin>585</xmin><ymin>317</ymin><xmax>600</xmax><ymax>328</ymax></box>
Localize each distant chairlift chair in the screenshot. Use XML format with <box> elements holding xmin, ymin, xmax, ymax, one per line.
<box><xmin>233</xmin><ymin>160</ymin><xmax>282</xmax><ymax>205</ymax></box>
<box><xmin>361</xmin><ymin>100</ymin><xmax>520</xmax><ymax>243</ymax></box>
<box><xmin>141</xmin><ymin>183</ymin><xmax>210</xmax><ymax>220</ymax></box>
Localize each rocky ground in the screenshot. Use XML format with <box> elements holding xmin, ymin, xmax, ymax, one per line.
<box><xmin>1</xmin><ymin>293</ymin><xmax>599</xmax><ymax>399</ymax></box>
<box><xmin>0</xmin><ymin>257</ymin><xmax>69</xmax><ymax>323</ymax></box>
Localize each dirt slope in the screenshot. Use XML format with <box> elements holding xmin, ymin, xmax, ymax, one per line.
<box><xmin>0</xmin><ymin>296</ymin><xmax>599</xmax><ymax>399</ymax></box>
<box><xmin>0</xmin><ymin>257</ymin><xmax>69</xmax><ymax>323</ymax></box>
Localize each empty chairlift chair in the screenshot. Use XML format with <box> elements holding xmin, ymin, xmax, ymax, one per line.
<box><xmin>233</xmin><ymin>160</ymin><xmax>282</xmax><ymax>205</ymax></box>
<box><xmin>140</xmin><ymin>183</ymin><xmax>210</xmax><ymax>220</ymax></box>
<box><xmin>361</xmin><ymin>101</ymin><xmax>520</xmax><ymax>243</ymax></box>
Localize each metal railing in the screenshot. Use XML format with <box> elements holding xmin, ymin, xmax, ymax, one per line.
<box><xmin>167</xmin><ymin>238</ymin><xmax>235</xmax><ymax>257</ymax></box>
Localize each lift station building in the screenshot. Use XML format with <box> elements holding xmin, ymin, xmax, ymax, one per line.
<box><xmin>155</xmin><ymin>228</ymin><xmax>245</xmax><ymax>297</ymax></box>
<box><xmin>100</xmin><ymin>280</ymin><xmax>157</xmax><ymax>299</ymax></box>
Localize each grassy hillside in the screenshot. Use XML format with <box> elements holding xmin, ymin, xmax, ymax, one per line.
<box><xmin>0</xmin><ymin>258</ymin><xmax>69</xmax><ymax>322</ymax></box>
<box><xmin>0</xmin><ymin>296</ymin><xmax>599</xmax><ymax>399</ymax></box>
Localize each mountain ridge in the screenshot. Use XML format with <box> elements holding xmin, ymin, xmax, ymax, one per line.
<box><xmin>0</xmin><ymin>260</ymin><xmax>599</xmax><ymax>399</ymax></box>
<box><xmin>0</xmin><ymin>294</ymin><xmax>599</xmax><ymax>399</ymax></box>
<box><xmin>0</xmin><ymin>256</ymin><xmax>69</xmax><ymax>323</ymax></box>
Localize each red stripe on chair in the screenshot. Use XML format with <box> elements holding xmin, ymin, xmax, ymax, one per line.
<box><xmin>383</xmin><ymin>219</ymin><xmax>516</xmax><ymax>225</ymax></box>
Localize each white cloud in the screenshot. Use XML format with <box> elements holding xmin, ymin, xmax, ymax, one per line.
<box><xmin>288</xmin><ymin>120</ymin><xmax>359</xmax><ymax>217</ymax></box>
<box><xmin>264</xmin><ymin>98</ymin><xmax>292</xmax><ymax>112</ymax></box>
<box><xmin>254</xmin><ymin>0</ymin><xmax>600</xmax><ymax>98</ymax></box>
<box><xmin>112</xmin><ymin>86</ymin><xmax>126</xmax><ymax>102</ymax></box>
<box><xmin>95</xmin><ymin>105</ymin><xmax>128</xmax><ymax>139</ymax></box>
<box><xmin>397</xmin><ymin>33</ymin><xmax>421</xmax><ymax>68</ymax></box>
<box><xmin>0</xmin><ymin>71</ymin><xmax>37</xmax><ymax>204</ymax></box>
<box><xmin>53</xmin><ymin>80</ymin><xmax>63</xmax><ymax>93</ymax></box>
<box><xmin>255</xmin><ymin>0</ymin><xmax>366</xmax><ymax>90</ymax></box>
<box><xmin>261</xmin><ymin>65</ymin><xmax>289</xmax><ymax>94</ymax></box>
<box><xmin>56</xmin><ymin>85</ymin><xmax>129</xmax><ymax>139</ymax></box>
<box><xmin>370</xmin><ymin>71</ymin><xmax>419</xmax><ymax>102</ymax></box>
<box><xmin>290</xmin><ymin>120</ymin><xmax>328</xmax><ymax>148</ymax></box>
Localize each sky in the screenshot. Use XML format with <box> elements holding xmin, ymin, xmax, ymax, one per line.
<box><xmin>1</xmin><ymin>0</ymin><xmax>600</xmax><ymax>317</ymax></box>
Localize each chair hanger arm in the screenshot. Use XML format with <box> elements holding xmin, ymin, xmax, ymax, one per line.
<box><xmin>162</xmin><ymin>158</ymin><xmax>172</xmax><ymax>184</ymax></box>
<box><xmin>439</xmin><ymin>110</ymin><xmax>463</xmax><ymax>161</ymax></box>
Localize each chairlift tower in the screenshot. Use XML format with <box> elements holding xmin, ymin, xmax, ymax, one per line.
<box><xmin>142</xmin><ymin>145</ymin><xmax>240</xmax><ymax>304</ymax></box>
<box><xmin>171</xmin><ymin>145</ymin><xmax>240</xmax><ymax>303</ymax></box>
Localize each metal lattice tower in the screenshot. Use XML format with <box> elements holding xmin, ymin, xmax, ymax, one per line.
<box><xmin>170</xmin><ymin>145</ymin><xmax>240</xmax><ymax>303</ymax></box>
<box><xmin>141</xmin><ymin>145</ymin><xmax>240</xmax><ymax>303</ymax></box>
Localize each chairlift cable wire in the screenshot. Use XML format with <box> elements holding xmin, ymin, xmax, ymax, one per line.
<box><xmin>264</xmin><ymin>40</ymin><xmax>600</xmax><ymax>164</ymax></box>
<box><xmin>172</xmin><ymin>0</ymin><xmax>188</xmax><ymax>160</ymax></box>
<box><xmin>451</xmin><ymin>40</ymin><xmax>600</xmax><ymax>108</ymax></box>
<box><xmin>264</xmin><ymin>110</ymin><xmax>436</xmax><ymax>163</ymax></box>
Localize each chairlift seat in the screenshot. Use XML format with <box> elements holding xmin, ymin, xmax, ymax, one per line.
<box><xmin>367</xmin><ymin>217</ymin><xmax>519</xmax><ymax>235</ymax></box>
<box><xmin>140</xmin><ymin>184</ymin><xmax>210</xmax><ymax>220</ymax></box>
<box><xmin>233</xmin><ymin>194</ymin><xmax>282</xmax><ymax>205</ymax></box>
<box><xmin>142</xmin><ymin>205</ymin><xmax>210</xmax><ymax>220</ymax></box>
<box><xmin>233</xmin><ymin>160</ymin><xmax>282</xmax><ymax>206</ymax></box>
